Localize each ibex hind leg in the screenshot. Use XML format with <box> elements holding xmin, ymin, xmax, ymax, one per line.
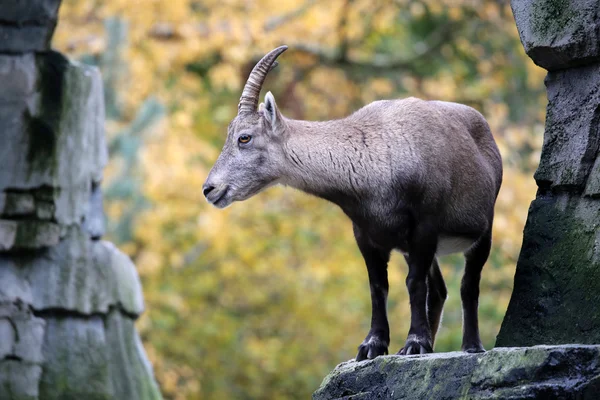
<box><xmin>460</xmin><ymin>228</ymin><xmax>492</xmax><ymax>353</ymax></box>
<box><xmin>402</xmin><ymin>256</ymin><xmax>447</xmax><ymax>349</ymax></box>
<box><xmin>427</xmin><ymin>258</ymin><xmax>447</xmax><ymax>347</ymax></box>
<box><xmin>398</xmin><ymin>222</ymin><xmax>437</xmax><ymax>356</ymax></box>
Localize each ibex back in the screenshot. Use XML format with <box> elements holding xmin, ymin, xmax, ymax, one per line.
<box><xmin>203</xmin><ymin>46</ymin><xmax>503</xmax><ymax>359</ymax></box>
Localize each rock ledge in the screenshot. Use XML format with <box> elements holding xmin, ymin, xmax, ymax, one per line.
<box><xmin>313</xmin><ymin>345</ymin><xmax>600</xmax><ymax>399</ymax></box>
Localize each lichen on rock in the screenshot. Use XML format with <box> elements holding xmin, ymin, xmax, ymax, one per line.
<box><xmin>497</xmin><ymin>0</ymin><xmax>600</xmax><ymax>348</ymax></box>
<box><xmin>0</xmin><ymin>2</ymin><xmax>161</xmax><ymax>398</ymax></box>
<box><xmin>313</xmin><ymin>346</ymin><xmax>600</xmax><ymax>399</ymax></box>
<box><xmin>512</xmin><ymin>0</ymin><xmax>600</xmax><ymax>70</ymax></box>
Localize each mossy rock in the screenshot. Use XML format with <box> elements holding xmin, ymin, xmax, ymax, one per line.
<box><xmin>0</xmin><ymin>226</ymin><xmax>144</xmax><ymax>316</ymax></box>
<box><xmin>511</xmin><ymin>0</ymin><xmax>600</xmax><ymax>70</ymax></box>
<box><xmin>497</xmin><ymin>194</ymin><xmax>600</xmax><ymax>346</ymax></box>
<box><xmin>0</xmin><ymin>52</ymin><xmax>107</xmax><ymax>228</ymax></box>
<box><xmin>313</xmin><ymin>345</ymin><xmax>600</xmax><ymax>399</ymax></box>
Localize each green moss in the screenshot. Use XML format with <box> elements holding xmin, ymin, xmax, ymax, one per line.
<box><xmin>497</xmin><ymin>195</ymin><xmax>600</xmax><ymax>346</ymax></box>
<box><xmin>531</xmin><ymin>0</ymin><xmax>576</xmax><ymax>38</ymax></box>
<box><xmin>24</xmin><ymin>111</ymin><xmax>57</xmax><ymax>176</ymax></box>
<box><xmin>315</xmin><ymin>346</ymin><xmax>600</xmax><ymax>399</ymax></box>
<box><xmin>472</xmin><ymin>348</ymin><xmax>548</xmax><ymax>387</ymax></box>
<box><xmin>26</xmin><ymin>52</ymin><xmax>69</xmax><ymax>177</ymax></box>
<box><xmin>39</xmin><ymin>318</ymin><xmax>112</xmax><ymax>400</ymax></box>
<box><xmin>13</xmin><ymin>220</ymin><xmax>58</xmax><ymax>248</ymax></box>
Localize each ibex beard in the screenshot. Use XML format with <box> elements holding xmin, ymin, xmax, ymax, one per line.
<box><xmin>203</xmin><ymin>46</ymin><xmax>503</xmax><ymax>360</ymax></box>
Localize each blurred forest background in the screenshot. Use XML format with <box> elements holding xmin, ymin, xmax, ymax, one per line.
<box><xmin>54</xmin><ymin>0</ymin><xmax>546</xmax><ymax>399</ymax></box>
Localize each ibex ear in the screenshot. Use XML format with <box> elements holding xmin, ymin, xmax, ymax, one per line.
<box><xmin>263</xmin><ymin>91</ymin><xmax>283</xmax><ymax>131</ymax></box>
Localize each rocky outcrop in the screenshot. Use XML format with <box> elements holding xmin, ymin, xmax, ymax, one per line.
<box><xmin>313</xmin><ymin>345</ymin><xmax>600</xmax><ymax>400</ymax></box>
<box><xmin>511</xmin><ymin>0</ymin><xmax>600</xmax><ymax>71</ymax></box>
<box><xmin>0</xmin><ymin>1</ymin><xmax>162</xmax><ymax>399</ymax></box>
<box><xmin>496</xmin><ymin>0</ymin><xmax>600</xmax><ymax>347</ymax></box>
<box><xmin>0</xmin><ymin>0</ymin><xmax>62</xmax><ymax>53</ymax></box>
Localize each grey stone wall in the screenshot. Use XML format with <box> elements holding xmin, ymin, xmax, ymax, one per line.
<box><xmin>496</xmin><ymin>0</ymin><xmax>600</xmax><ymax>346</ymax></box>
<box><xmin>0</xmin><ymin>1</ymin><xmax>162</xmax><ymax>399</ymax></box>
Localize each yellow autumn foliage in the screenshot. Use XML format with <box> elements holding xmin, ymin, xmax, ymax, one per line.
<box><xmin>55</xmin><ymin>1</ymin><xmax>546</xmax><ymax>399</ymax></box>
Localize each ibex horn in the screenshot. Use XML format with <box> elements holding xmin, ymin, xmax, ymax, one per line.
<box><xmin>238</xmin><ymin>45</ymin><xmax>288</xmax><ymax>114</ymax></box>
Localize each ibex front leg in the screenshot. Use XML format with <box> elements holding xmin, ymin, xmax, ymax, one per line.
<box><xmin>398</xmin><ymin>223</ymin><xmax>437</xmax><ymax>355</ymax></box>
<box><xmin>354</xmin><ymin>225</ymin><xmax>391</xmax><ymax>361</ymax></box>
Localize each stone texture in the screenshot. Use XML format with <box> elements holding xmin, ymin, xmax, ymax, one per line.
<box><xmin>0</xmin><ymin>53</ymin><xmax>36</xmax><ymax>99</ymax></box>
<box><xmin>0</xmin><ymin>52</ymin><xmax>107</xmax><ymax>229</ymax></box>
<box><xmin>0</xmin><ymin>360</ymin><xmax>43</xmax><ymax>400</ymax></box>
<box><xmin>511</xmin><ymin>0</ymin><xmax>600</xmax><ymax>71</ymax></box>
<box><xmin>0</xmin><ymin>227</ymin><xmax>145</xmax><ymax>316</ymax></box>
<box><xmin>39</xmin><ymin>316</ymin><xmax>111</xmax><ymax>400</ymax></box>
<box><xmin>13</xmin><ymin>220</ymin><xmax>61</xmax><ymax>249</ymax></box>
<box><xmin>0</xmin><ymin>0</ymin><xmax>62</xmax><ymax>53</ymax></box>
<box><xmin>0</xmin><ymin>219</ymin><xmax>60</xmax><ymax>251</ymax></box>
<box><xmin>313</xmin><ymin>345</ymin><xmax>600</xmax><ymax>400</ymax></box>
<box><xmin>496</xmin><ymin>194</ymin><xmax>600</xmax><ymax>346</ymax></box>
<box><xmin>533</xmin><ymin>64</ymin><xmax>600</xmax><ymax>190</ymax></box>
<box><xmin>0</xmin><ymin>302</ymin><xmax>46</xmax><ymax>364</ymax></box>
<box><xmin>0</xmin><ymin>302</ymin><xmax>45</xmax><ymax>400</ymax></box>
<box><xmin>96</xmin><ymin>241</ymin><xmax>145</xmax><ymax>316</ymax></box>
<box><xmin>37</xmin><ymin>311</ymin><xmax>162</xmax><ymax>400</ymax></box>
<box><xmin>0</xmin><ymin>220</ymin><xmax>17</xmax><ymax>251</ymax></box>
<box><xmin>2</xmin><ymin>192</ymin><xmax>35</xmax><ymax>216</ymax></box>
<box><xmin>83</xmin><ymin>183</ymin><xmax>106</xmax><ymax>239</ymax></box>
<box><xmin>0</xmin><ymin>3</ymin><xmax>161</xmax><ymax>398</ymax></box>
<box><xmin>105</xmin><ymin>311</ymin><xmax>162</xmax><ymax>400</ymax></box>
<box><xmin>497</xmin><ymin>0</ymin><xmax>600</xmax><ymax>347</ymax></box>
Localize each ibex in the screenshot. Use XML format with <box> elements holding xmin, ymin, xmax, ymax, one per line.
<box><xmin>203</xmin><ymin>46</ymin><xmax>502</xmax><ymax>360</ymax></box>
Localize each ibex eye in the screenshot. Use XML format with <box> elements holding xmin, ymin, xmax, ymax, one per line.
<box><xmin>238</xmin><ymin>134</ymin><xmax>252</xmax><ymax>144</ymax></box>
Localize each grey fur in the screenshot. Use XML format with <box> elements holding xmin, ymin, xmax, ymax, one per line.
<box><xmin>203</xmin><ymin>47</ymin><xmax>503</xmax><ymax>359</ymax></box>
<box><xmin>205</xmin><ymin>96</ymin><xmax>502</xmax><ymax>239</ymax></box>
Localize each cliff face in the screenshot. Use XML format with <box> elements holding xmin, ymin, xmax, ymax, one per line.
<box><xmin>0</xmin><ymin>2</ymin><xmax>161</xmax><ymax>399</ymax></box>
<box><xmin>496</xmin><ymin>0</ymin><xmax>600</xmax><ymax>347</ymax></box>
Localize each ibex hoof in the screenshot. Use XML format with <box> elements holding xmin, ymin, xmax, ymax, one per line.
<box><xmin>397</xmin><ymin>336</ymin><xmax>433</xmax><ymax>355</ymax></box>
<box><xmin>356</xmin><ymin>336</ymin><xmax>389</xmax><ymax>361</ymax></box>
<box><xmin>462</xmin><ymin>343</ymin><xmax>486</xmax><ymax>353</ymax></box>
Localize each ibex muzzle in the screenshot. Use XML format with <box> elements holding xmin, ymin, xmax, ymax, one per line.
<box><xmin>203</xmin><ymin>46</ymin><xmax>503</xmax><ymax>360</ymax></box>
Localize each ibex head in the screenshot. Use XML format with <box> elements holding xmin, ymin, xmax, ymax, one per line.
<box><xmin>203</xmin><ymin>46</ymin><xmax>288</xmax><ymax>208</ymax></box>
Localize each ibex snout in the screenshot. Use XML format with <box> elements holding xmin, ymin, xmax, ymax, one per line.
<box><xmin>202</xmin><ymin>183</ymin><xmax>215</xmax><ymax>197</ymax></box>
<box><xmin>202</xmin><ymin>180</ymin><xmax>230</xmax><ymax>208</ymax></box>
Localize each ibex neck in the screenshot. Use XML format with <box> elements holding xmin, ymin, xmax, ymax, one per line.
<box><xmin>280</xmin><ymin>117</ymin><xmax>374</xmax><ymax>206</ymax></box>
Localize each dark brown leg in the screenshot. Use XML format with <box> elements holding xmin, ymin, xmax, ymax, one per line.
<box><xmin>461</xmin><ymin>228</ymin><xmax>491</xmax><ymax>353</ymax></box>
<box><xmin>427</xmin><ymin>258</ymin><xmax>447</xmax><ymax>347</ymax></box>
<box><xmin>354</xmin><ymin>224</ymin><xmax>392</xmax><ymax>361</ymax></box>
<box><xmin>398</xmin><ymin>222</ymin><xmax>437</xmax><ymax>355</ymax></box>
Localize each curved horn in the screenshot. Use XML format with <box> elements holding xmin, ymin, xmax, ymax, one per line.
<box><xmin>238</xmin><ymin>45</ymin><xmax>288</xmax><ymax>114</ymax></box>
